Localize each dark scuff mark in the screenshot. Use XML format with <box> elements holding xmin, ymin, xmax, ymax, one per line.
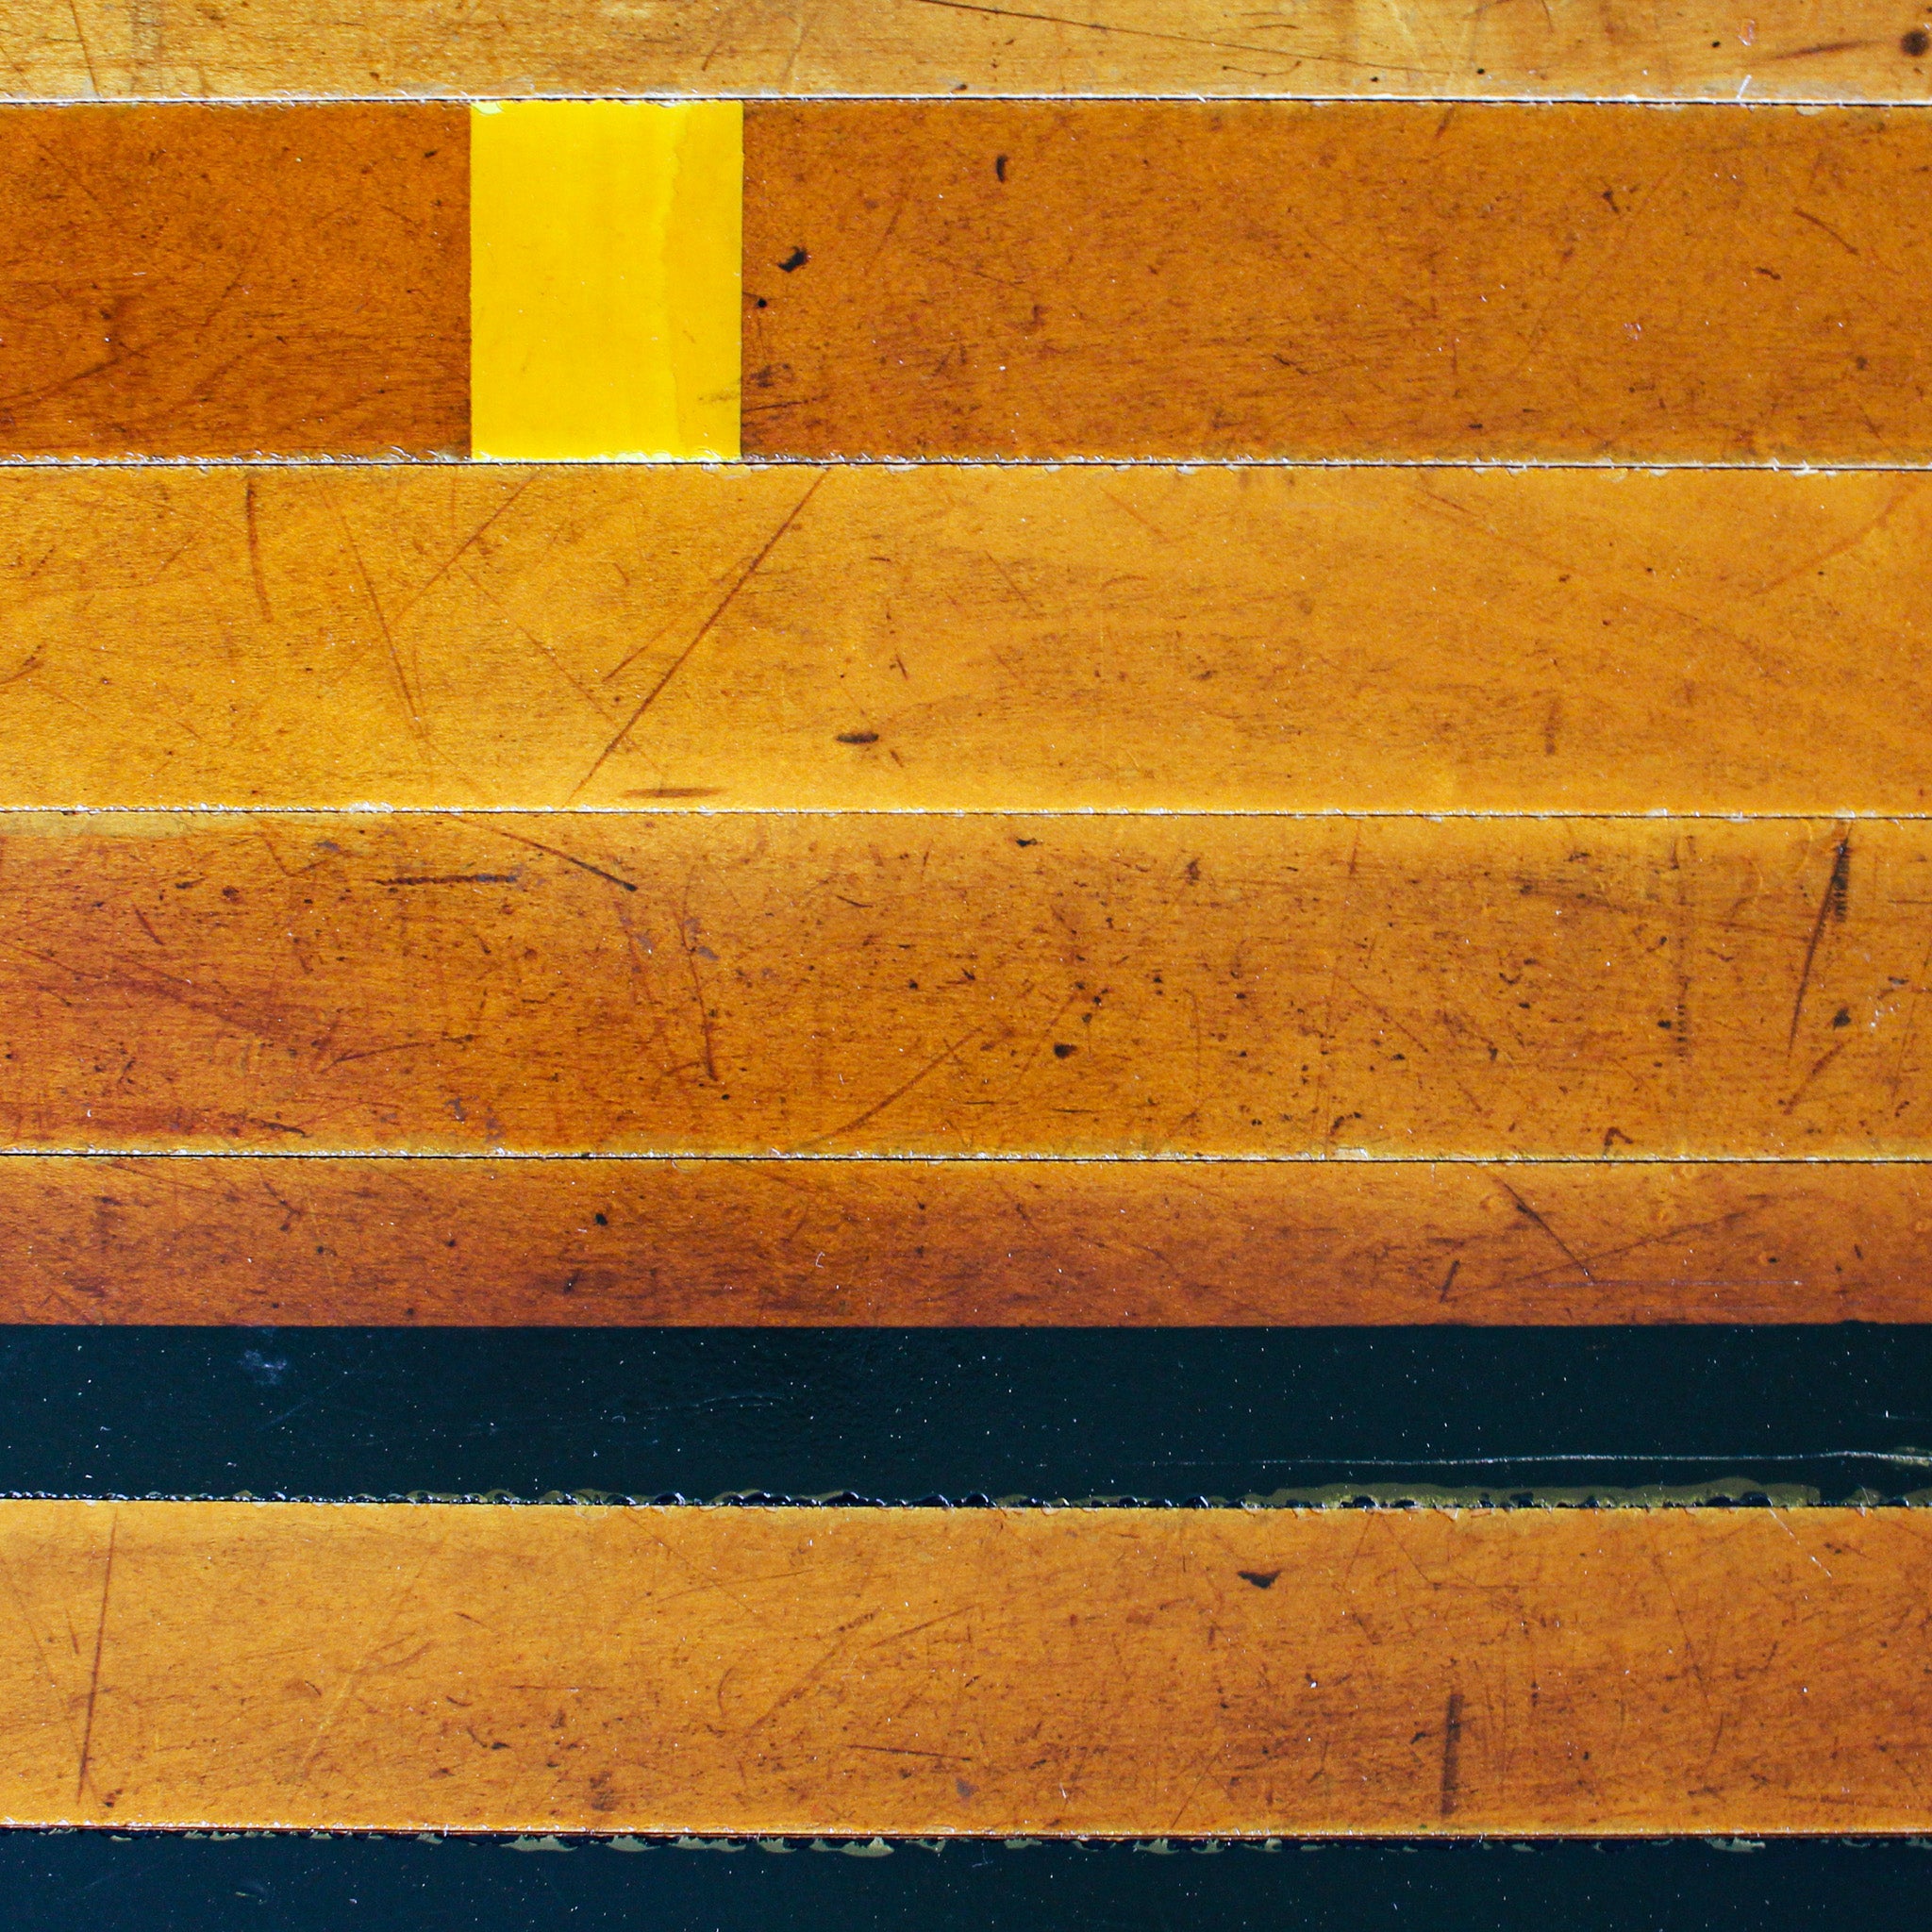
<box><xmin>1439</xmin><ymin>1690</ymin><xmax>1464</xmax><ymax>1819</ymax></box>
<box><xmin>375</xmin><ymin>874</ymin><xmax>519</xmax><ymax>888</ymax></box>
<box><xmin>836</xmin><ymin>730</ymin><xmax>880</xmax><ymax>745</ymax></box>
<box><xmin>994</xmin><ymin>154</ymin><xmax>1008</xmax><ymax>181</ymax></box>
<box><xmin>1237</xmin><ymin>1570</ymin><xmax>1279</xmax><ymax>1590</ymax></box>
<box><xmin>1788</xmin><ymin>830</ymin><xmax>1852</xmax><ymax>1051</ymax></box>
<box><xmin>621</xmin><ymin>788</ymin><xmax>724</xmax><ymax>801</ymax></box>
<box><xmin>1907</xmin><ymin>29</ymin><xmax>1931</xmax><ymax>57</ymax></box>
<box><xmin>777</xmin><ymin>247</ymin><xmax>808</xmax><ymax>272</ymax></box>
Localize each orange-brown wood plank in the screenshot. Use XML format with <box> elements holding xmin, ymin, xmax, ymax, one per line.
<box><xmin>743</xmin><ymin>101</ymin><xmax>1932</xmax><ymax>463</ymax></box>
<box><xmin>8</xmin><ymin>463</ymin><xmax>1932</xmax><ymax>814</ymax></box>
<box><xmin>0</xmin><ymin>104</ymin><xmax>467</xmax><ymax>458</ymax></box>
<box><xmin>4</xmin><ymin>1</ymin><xmax>1929</xmax><ymax>101</ymax></box>
<box><xmin>0</xmin><ymin>811</ymin><xmax>1924</xmax><ymax>1158</ymax></box>
<box><xmin>3</xmin><ymin>1500</ymin><xmax>1925</xmax><ymax>1834</ymax></box>
<box><xmin>10</xmin><ymin>1153</ymin><xmax>1932</xmax><ymax>1324</ymax></box>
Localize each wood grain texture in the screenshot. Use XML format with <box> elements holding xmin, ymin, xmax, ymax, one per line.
<box><xmin>4</xmin><ymin>1500</ymin><xmax>1926</xmax><ymax>1833</ymax></box>
<box><xmin>743</xmin><ymin>102</ymin><xmax>1932</xmax><ymax>463</ymax></box>
<box><xmin>11</xmin><ymin>1155</ymin><xmax>1932</xmax><ymax>1325</ymax></box>
<box><xmin>0</xmin><ymin>811</ymin><xmax>1925</xmax><ymax>1158</ymax></box>
<box><xmin>3</xmin><ymin>1</ymin><xmax>1929</xmax><ymax>101</ymax></box>
<box><xmin>0</xmin><ymin>105</ymin><xmax>467</xmax><ymax>458</ymax></box>
<box><xmin>7</xmin><ymin>464</ymin><xmax>1932</xmax><ymax>813</ymax></box>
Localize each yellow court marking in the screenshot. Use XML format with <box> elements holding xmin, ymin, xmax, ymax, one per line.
<box><xmin>470</xmin><ymin>100</ymin><xmax>741</xmax><ymax>461</ymax></box>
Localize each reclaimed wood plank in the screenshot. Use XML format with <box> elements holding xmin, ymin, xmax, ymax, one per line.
<box><xmin>3</xmin><ymin>1500</ymin><xmax>1925</xmax><ymax>1833</ymax></box>
<box><xmin>0</xmin><ymin>811</ymin><xmax>1923</xmax><ymax>1158</ymax></box>
<box><xmin>743</xmin><ymin>101</ymin><xmax>1932</xmax><ymax>462</ymax></box>
<box><xmin>1</xmin><ymin>1</ymin><xmax>1927</xmax><ymax>103</ymax></box>
<box><xmin>0</xmin><ymin>104</ymin><xmax>466</xmax><ymax>458</ymax></box>
<box><xmin>9</xmin><ymin>1153</ymin><xmax>1932</xmax><ymax>1324</ymax></box>
<box><xmin>5</xmin><ymin>463</ymin><xmax>1931</xmax><ymax>814</ymax></box>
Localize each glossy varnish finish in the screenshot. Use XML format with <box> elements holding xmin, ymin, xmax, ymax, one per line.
<box><xmin>1</xmin><ymin>1501</ymin><xmax>1925</xmax><ymax>1834</ymax></box>
<box><xmin>743</xmin><ymin>102</ymin><xmax>1932</xmax><ymax>462</ymax></box>
<box><xmin>0</xmin><ymin>104</ymin><xmax>468</xmax><ymax>458</ymax></box>
<box><xmin>7</xmin><ymin>1154</ymin><xmax>1932</xmax><ymax>1324</ymax></box>
<box><xmin>0</xmin><ymin>811</ymin><xmax>1919</xmax><ymax>1158</ymax></box>
<box><xmin>2</xmin><ymin>1</ymin><xmax>1928</xmax><ymax>101</ymax></box>
<box><xmin>4</xmin><ymin>464</ymin><xmax>1930</xmax><ymax>813</ymax></box>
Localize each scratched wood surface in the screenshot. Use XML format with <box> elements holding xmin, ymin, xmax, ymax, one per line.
<box><xmin>3</xmin><ymin>1501</ymin><xmax>1924</xmax><ymax>1834</ymax></box>
<box><xmin>0</xmin><ymin>103</ymin><xmax>467</xmax><ymax>458</ymax></box>
<box><xmin>7</xmin><ymin>464</ymin><xmax>1931</xmax><ymax>814</ymax></box>
<box><xmin>8</xmin><ymin>1155</ymin><xmax>1932</xmax><ymax>1325</ymax></box>
<box><xmin>743</xmin><ymin>101</ymin><xmax>1932</xmax><ymax>462</ymax></box>
<box><xmin>4</xmin><ymin>0</ymin><xmax>1928</xmax><ymax>100</ymax></box>
<box><xmin>4</xmin><ymin>103</ymin><xmax>1930</xmax><ymax>462</ymax></box>
<box><xmin>0</xmin><ymin>811</ymin><xmax>1914</xmax><ymax>1159</ymax></box>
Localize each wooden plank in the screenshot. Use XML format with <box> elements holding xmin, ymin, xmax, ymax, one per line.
<box><xmin>2</xmin><ymin>1499</ymin><xmax>1925</xmax><ymax>1833</ymax></box>
<box><xmin>4</xmin><ymin>1</ymin><xmax>1929</xmax><ymax>103</ymax></box>
<box><xmin>743</xmin><ymin>101</ymin><xmax>1932</xmax><ymax>462</ymax></box>
<box><xmin>7</xmin><ymin>464</ymin><xmax>1932</xmax><ymax>814</ymax></box>
<box><xmin>0</xmin><ymin>811</ymin><xmax>1924</xmax><ymax>1158</ymax></box>
<box><xmin>0</xmin><ymin>104</ymin><xmax>466</xmax><ymax>458</ymax></box>
<box><xmin>10</xmin><ymin>1154</ymin><xmax>1932</xmax><ymax>1325</ymax></box>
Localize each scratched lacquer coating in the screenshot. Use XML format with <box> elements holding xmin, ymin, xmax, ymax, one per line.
<box><xmin>2</xmin><ymin>465</ymin><xmax>1930</xmax><ymax>813</ymax></box>
<box><xmin>8</xmin><ymin>1155</ymin><xmax>1932</xmax><ymax>1325</ymax></box>
<box><xmin>743</xmin><ymin>102</ymin><xmax>1932</xmax><ymax>462</ymax></box>
<box><xmin>0</xmin><ymin>105</ymin><xmax>468</xmax><ymax>458</ymax></box>
<box><xmin>0</xmin><ymin>811</ymin><xmax>1911</xmax><ymax>1158</ymax></box>
<box><xmin>2</xmin><ymin>1503</ymin><xmax>1926</xmax><ymax>1835</ymax></box>
<box><xmin>5</xmin><ymin>0</ymin><xmax>1931</xmax><ymax>99</ymax></box>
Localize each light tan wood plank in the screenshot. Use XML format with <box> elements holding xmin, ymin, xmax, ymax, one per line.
<box><xmin>0</xmin><ymin>812</ymin><xmax>1924</xmax><ymax>1158</ymax></box>
<box><xmin>2</xmin><ymin>2</ymin><xmax>1927</xmax><ymax>101</ymax></box>
<box><xmin>7</xmin><ymin>465</ymin><xmax>1932</xmax><ymax>814</ymax></box>
<box><xmin>3</xmin><ymin>1500</ymin><xmax>1925</xmax><ymax>1833</ymax></box>
<box><xmin>744</xmin><ymin>101</ymin><xmax>1932</xmax><ymax>462</ymax></box>
<box><xmin>10</xmin><ymin>1154</ymin><xmax>1932</xmax><ymax>1324</ymax></box>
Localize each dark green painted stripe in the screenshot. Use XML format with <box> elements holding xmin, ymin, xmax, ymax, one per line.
<box><xmin>4</xmin><ymin>1832</ymin><xmax>1927</xmax><ymax>1932</ymax></box>
<box><xmin>2</xmin><ymin>1326</ymin><xmax>1927</xmax><ymax>1503</ymax></box>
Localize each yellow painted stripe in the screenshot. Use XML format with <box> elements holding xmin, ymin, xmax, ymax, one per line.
<box><xmin>469</xmin><ymin>100</ymin><xmax>741</xmax><ymax>461</ymax></box>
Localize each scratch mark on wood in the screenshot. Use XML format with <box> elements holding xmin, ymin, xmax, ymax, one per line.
<box><xmin>574</xmin><ymin>472</ymin><xmax>827</xmax><ymax>801</ymax></box>
<box><xmin>75</xmin><ymin>1511</ymin><xmax>117</xmax><ymax>1804</ymax></box>
<box><xmin>476</xmin><ymin>823</ymin><xmax>638</xmax><ymax>893</ymax></box>
<box><xmin>1492</xmin><ymin>1176</ymin><xmax>1596</xmax><ymax>1282</ymax></box>
<box><xmin>1439</xmin><ymin>1688</ymin><xmax>1463</xmax><ymax>1818</ymax></box>
<box><xmin>797</xmin><ymin>1028</ymin><xmax>981</xmax><ymax>1151</ymax></box>
<box><xmin>243</xmin><ymin>476</ymin><xmax>272</xmax><ymax>623</ymax></box>
<box><xmin>1789</xmin><ymin>828</ymin><xmax>1852</xmax><ymax>1052</ymax></box>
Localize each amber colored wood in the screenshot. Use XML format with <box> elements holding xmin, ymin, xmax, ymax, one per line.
<box><xmin>10</xmin><ymin>1154</ymin><xmax>1932</xmax><ymax>1325</ymax></box>
<box><xmin>0</xmin><ymin>105</ymin><xmax>467</xmax><ymax>458</ymax></box>
<box><xmin>6</xmin><ymin>464</ymin><xmax>1932</xmax><ymax>814</ymax></box>
<box><xmin>3</xmin><ymin>1500</ymin><xmax>1926</xmax><ymax>1834</ymax></box>
<box><xmin>4</xmin><ymin>1</ymin><xmax>1928</xmax><ymax>101</ymax></box>
<box><xmin>0</xmin><ymin>811</ymin><xmax>1926</xmax><ymax>1159</ymax></box>
<box><xmin>743</xmin><ymin>101</ymin><xmax>1932</xmax><ymax>462</ymax></box>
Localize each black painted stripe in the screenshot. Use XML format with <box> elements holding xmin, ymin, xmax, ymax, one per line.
<box><xmin>3</xmin><ymin>1326</ymin><xmax>1927</xmax><ymax>1503</ymax></box>
<box><xmin>5</xmin><ymin>1832</ymin><xmax>1927</xmax><ymax>1932</ymax></box>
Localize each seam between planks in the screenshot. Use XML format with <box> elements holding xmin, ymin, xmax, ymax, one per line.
<box><xmin>9</xmin><ymin>457</ymin><xmax>1932</xmax><ymax>472</ymax></box>
<box><xmin>20</xmin><ymin>808</ymin><xmax>1932</xmax><ymax>821</ymax></box>
<box><xmin>3</xmin><ymin>94</ymin><xmax>1931</xmax><ymax>108</ymax></box>
<box><xmin>10</xmin><ymin>1150</ymin><xmax>1932</xmax><ymax>1165</ymax></box>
